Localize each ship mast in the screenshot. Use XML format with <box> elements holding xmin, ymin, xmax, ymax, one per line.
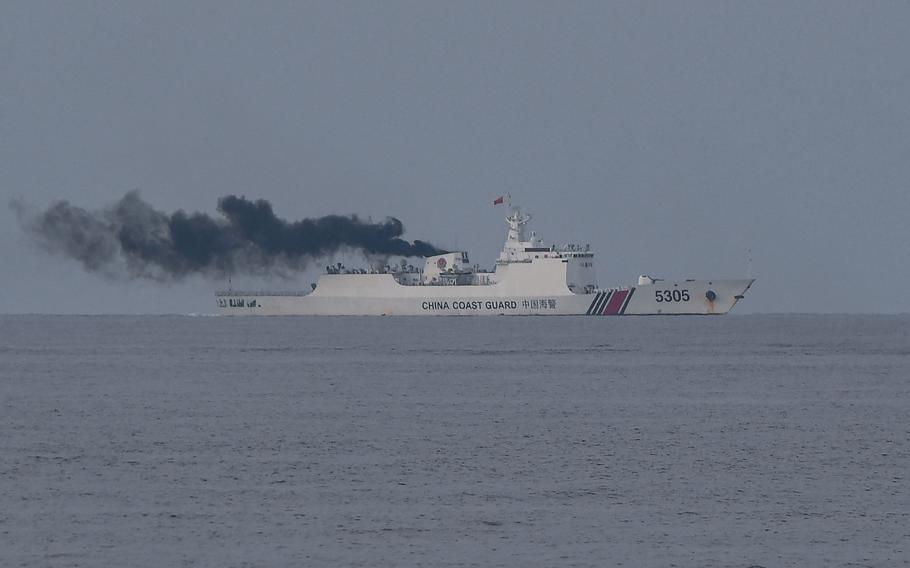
<box><xmin>497</xmin><ymin>202</ymin><xmax>539</xmax><ymax>264</ymax></box>
<box><xmin>505</xmin><ymin>206</ymin><xmax>531</xmax><ymax>243</ymax></box>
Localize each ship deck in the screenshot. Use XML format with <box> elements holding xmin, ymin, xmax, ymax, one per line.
<box><xmin>215</xmin><ymin>290</ymin><xmax>310</xmax><ymax>297</ymax></box>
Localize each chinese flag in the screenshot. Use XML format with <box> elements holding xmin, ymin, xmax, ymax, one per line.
<box><xmin>493</xmin><ymin>196</ymin><xmax>504</xmax><ymax>205</ymax></box>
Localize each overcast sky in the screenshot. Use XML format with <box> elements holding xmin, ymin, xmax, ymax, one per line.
<box><xmin>2</xmin><ymin>1</ymin><xmax>908</xmax><ymax>314</ymax></box>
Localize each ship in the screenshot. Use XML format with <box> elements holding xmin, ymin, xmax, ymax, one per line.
<box><xmin>216</xmin><ymin>204</ymin><xmax>754</xmax><ymax>316</ymax></box>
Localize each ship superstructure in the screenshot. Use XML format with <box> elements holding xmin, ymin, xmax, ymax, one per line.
<box><xmin>216</xmin><ymin>205</ymin><xmax>753</xmax><ymax>316</ymax></box>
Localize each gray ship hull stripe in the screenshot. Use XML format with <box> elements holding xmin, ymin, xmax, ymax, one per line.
<box><xmin>587</xmin><ymin>292</ymin><xmax>602</xmax><ymax>316</ymax></box>
<box><xmin>619</xmin><ymin>288</ymin><xmax>635</xmax><ymax>315</ymax></box>
<box><xmin>585</xmin><ymin>292</ymin><xmax>603</xmax><ymax>316</ymax></box>
<box><xmin>594</xmin><ymin>291</ymin><xmax>613</xmax><ymax>315</ymax></box>
<box><xmin>586</xmin><ymin>292</ymin><xmax>602</xmax><ymax>315</ymax></box>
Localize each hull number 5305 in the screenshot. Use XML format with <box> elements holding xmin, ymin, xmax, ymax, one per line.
<box><xmin>655</xmin><ymin>289</ymin><xmax>690</xmax><ymax>302</ymax></box>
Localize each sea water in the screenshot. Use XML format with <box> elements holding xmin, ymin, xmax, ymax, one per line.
<box><xmin>1</xmin><ymin>314</ymin><xmax>908</xmax><ymax>567</ymax></box>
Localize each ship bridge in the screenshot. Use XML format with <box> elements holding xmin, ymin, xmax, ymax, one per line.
<box><xmin>321</xmin><ymin>204</ymin><xmax>599</xmax><ymax>294</ymax></box>
<box><xmin>489</xmin><ymin>205</ymin><xmax>598</xmax><ymax>293</ymax></box>
<box><xmin>496</xmin><ymin>208</ymin><xmax>593</xmax><ymax>262</ymax></box>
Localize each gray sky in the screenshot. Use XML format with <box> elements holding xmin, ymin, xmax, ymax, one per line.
<box><xmin>2</xmin><ymin>1</ymin><xmax>908</xmax><ymax>314</ymax></box>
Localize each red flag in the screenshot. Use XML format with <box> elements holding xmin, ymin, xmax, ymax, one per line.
<box><xmin>493</xmin><ymin>196</ymin><xmax>504</xmax><ymax>206</ymax></box>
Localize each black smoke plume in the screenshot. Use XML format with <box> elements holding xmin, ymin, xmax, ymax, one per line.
<box><xmin>11</xmin><ymin>192</ymin><xmax>447</xmax><ymax>280</ymax></box>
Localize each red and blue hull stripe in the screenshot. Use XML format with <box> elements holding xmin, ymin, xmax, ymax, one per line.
<box><xmin>585</xmin><ymin>288</ymin><xmax>635</xmax><ymax>315</ymax></box>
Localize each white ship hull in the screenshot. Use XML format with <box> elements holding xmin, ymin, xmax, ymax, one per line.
<box><xmin>214</xmin><ymin>203</ymin><xmax>755</xmax><ymax>316</ymax></box>
<box><xmin>216</xmin><ymin>275</ymin><xmax>754</xmax><ymax>316</ymax></box>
